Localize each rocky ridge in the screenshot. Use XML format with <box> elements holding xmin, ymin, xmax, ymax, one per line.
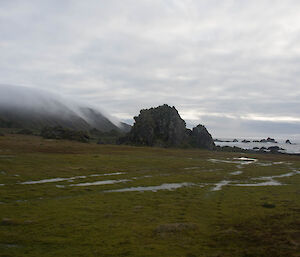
<box><xmin>121</xmin><ymin>104</ymin><xmax>215</xmax><ymax>150</ymax></box>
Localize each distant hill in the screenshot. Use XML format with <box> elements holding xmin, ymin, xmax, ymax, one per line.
<box><xmin>0</xmin><ymin>84</ymin><xmax>130</xmax><ymax>132</ymax></box>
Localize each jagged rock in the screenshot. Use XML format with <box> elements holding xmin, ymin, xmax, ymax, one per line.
<box><xmin>214</xmin><ymin>139</ymin><xmax>223</xmax><ymax>142</ymax></box>
<box><xmin>242</xmin><ymin>139</ymin><xmax>250</xmax><ymax>143</ymax></box>
<box><xmin>233</xmin><ymin>139</ymin><xmax>238</xmax><ymax>142</ymax></box>
<box><xmin>260</xmin><ymin>137</ymin><xmax>277</xmax><ymax>143</ymax></box>
<box><xmin>267</xmin><ymin>146</ymin><xmax>284</xmax><ymax>152</ymax></box>
<box><xmin>123</xmin><ymin>104</ymin><xmax>215</xmax><ymax>149</ymax></box>
<box><xmin>286</xmin><ymin>139</ymin><xmax>292</xmax><ymax>144</ymax></box>
<box><xmin>190</xmin><ymin>125</ymin><xmax>215</xmax><ymax>150</ymax></box>
<box><xmin>214</xmin><ymin>139</ymin><xmax>232</xmax><ymax>143</ymax></box>
<box><xmin>127</xmin><ymin>104</ymin><xmax>187</xmax><ymax>147</ymax></box>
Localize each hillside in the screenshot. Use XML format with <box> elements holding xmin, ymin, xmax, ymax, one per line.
<box><xmin>0</xmin><ymin>85</ymin><xmax>129</xmax><ymax>132</ymax></box>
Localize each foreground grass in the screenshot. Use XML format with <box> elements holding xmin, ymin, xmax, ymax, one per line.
<box><xmin>0</xmin><ymin>134</ymin><xmax>299</xmax><ymax>257</ymax></box>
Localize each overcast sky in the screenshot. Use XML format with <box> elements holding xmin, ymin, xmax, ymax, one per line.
<box><xmin>1</xmin><ymin>0</ymin><xmax>300</xmax><ymax>139</ymax></box>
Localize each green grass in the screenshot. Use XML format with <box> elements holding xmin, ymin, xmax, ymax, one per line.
<box><xmin>0</xmin><ymin>134</ymin><xmax>299</xmax><ymax>257</ymax></box>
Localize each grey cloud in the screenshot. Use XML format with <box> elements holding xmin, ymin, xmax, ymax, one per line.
<box><xmin>0</xmin><ymin>0</ymin><xmax>300</xmax><ymax>139</ymax></box>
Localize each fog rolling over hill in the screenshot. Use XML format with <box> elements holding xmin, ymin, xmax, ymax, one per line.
<box><xmin>0</xmin><ymin>84</ymin><xmax>130</xmax><ymax>132</ymax></box>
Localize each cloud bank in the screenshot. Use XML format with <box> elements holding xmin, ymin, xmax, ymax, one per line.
<box><xmin>0</xmin><ymin>0</ymin><xmax>300</xmax><ymax>139</ymax></box>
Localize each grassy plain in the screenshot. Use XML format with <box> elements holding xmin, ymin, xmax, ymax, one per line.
<box><xmin>0</xmin><ymin>134</ymin><xmax>299</xmax><ymax>257</ymax></box>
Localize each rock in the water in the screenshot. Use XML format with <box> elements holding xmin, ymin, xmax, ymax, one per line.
<box><xmin>233</xmin><ymin>139</ymin><xmax>238</xmax><ymax>142</ymax></box>
<box><xmin>242</xmin><ymin>139</ymin><xmax>250</xmax><ymax>143</ymax></box>
<box><xmin>267</xmin><ymin>146</ymin><xmax>284</xmax><ymax>152</ymax></box>
<box><xmin>260</xmin><ymin>137</ymin><xmax>277</xmax><ymax>143</ymax></box>
<box><xmin>190</xmin><ymin>125</ymin><xmax>215</xmax><ymax>150</ymax></box>
<box><xmin>286</xmin><ymin>139</ymin><xmax>292</xmax><ymax>144</ymax></box>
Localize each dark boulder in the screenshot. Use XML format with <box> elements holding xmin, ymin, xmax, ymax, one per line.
<box><xmin>127</xmin><ymin>104</ymin><xmax>187</xmax><ymax>147</ymax></box>
<box><xmin>233</xmin><ymin>139</ymin><xmax>238</xmax><ymax>142</ymax></box>
<box><xmin>242</xmin><ymin>139</ymin><xmax>250</xmax><ymax>143</ymax></box>
<box><xmin>286</xmin><ymin>139</ymin><xmax>292</xmax><ymax>144</ymax></box>
<box><xmin>122</xmin><ymin>104</ymin><xmax>215</xmax><ymax>149</ymax></box>
<box><xmin>190</xmin><ymin>125</ymin><xmax>215</xmax><ymax>150</ymax></box>
<box><xmin>260</xmin><ymin>137</ymin><xmax>277</xmax><ymax>143</ymax></box>
<box><xmin>267</xmin><ymin>146</ymin><xmax>285</xmax><ymax>153</ymax></box>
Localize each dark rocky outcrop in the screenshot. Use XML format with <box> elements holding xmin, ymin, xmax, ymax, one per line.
<box><xmin>242</xmin><ymin>139</ymin><xmax>251</xmax><ymax>143</ymax></box>
<box><xmin>189</xmin><ymin>125</ymin><xmax>215</xmax><ymax>150</ymax></box>
<box><xmin>214</xmin><ymin>139</ymin><xmax>233</xmax><ymax>143</ymax></box>
<box><xmin>267</xmin><ymin>146</ymin><xmax>285</xmax><ymax>153</ymax></box>
<box><xmin>286</xmin><ymin>139</ymin><xmax>292</xmax><ymax>144</ymax></box>
<box><xmin>126</xmin><ymin>105</ymin><xmax>187</xmax><ymax>147</ymax></box>
<box><xmin>259</xmin><ymin>137</ymin><xmax>277</xmax><ymax>143</ymax></box>
<box><xmin>121</xmin><ymin>104</ymin><xmax>215</xmax><ymax>149</ymax></box>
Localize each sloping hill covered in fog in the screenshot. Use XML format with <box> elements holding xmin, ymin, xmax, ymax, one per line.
<box><xmin>0</xmin><ymin>84</ymin><xmax>129</xmax><ymax>132</ymax></box>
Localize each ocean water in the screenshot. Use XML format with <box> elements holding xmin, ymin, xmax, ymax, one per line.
<box><xmin>215</xmin><ymin>139</ymin><xmax>300</xmax><ymax>154</ymax></box>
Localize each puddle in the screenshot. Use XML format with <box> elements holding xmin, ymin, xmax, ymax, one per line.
<box><xmin>209</xmin><ymin>157</ymin><xmax>257</xmax><ymax>165</ymax></box>
<box><xmin>253</xmin><ymin>170</ymin><xmax>300</xmax><ymax>181</ymax></box>
<box><xmin>234</xmin><ymin>180</ymin><xmax>282</xmax><ymax>187</ymax></box>
<box><xmin>90</xmin><ymin>172</ymin><xmax>126</xmax><ymax>177</ymax></box>
<box><xmin>20</xmin><ymin>177</ymin><xmax>80</xmax><ymax>185</ymax></box>
<box><xmin>209</xmin><ymin>170</ymin><xmax>299</xmax><ymax>190</ymax></box>
<box><xmin>56</xmin><ymin>185</ymin><xmax>66</xmax><ymax>188</ymax></box>
<box><xmin>230</xmin><ymin>170</ymin><xmax>299</xmax><ymax>188</ymax></box>
<box><xmin>211</xmin><ymin>180</ymin><xmax>231</xmax><ymax>191</ymax></box>
<box><xmin>105</xmin><ymin>182</ymin><xmax>194</xmax><ymax>193</ymax></box>
<box><xmin>230</xmin><ymin>171</ymin><xmax>243</xmax><ymax>175</ymax></box>
<box><xmin>184</xmin><ymin>167</ymin><xmax>200</xmax><ymax>170</ymax></box>
<box><xmin>20</xmin><ymin>172</ymin><xmax>129</xmax><ymax>185</ymax></box>
<box><xmin>256</xmin><ymin>163</ymin><xmax>273</xmax><ymax>167</ymax></box>
<box><xmin>234</xmin><ymin>157</ymin><xmax>257</xmax><ymax>162</ymax></box>
<box><xmin>0</xmin><ymin>184</ymin><xmax>4</xmax><ymax>186</ymax></box>
<box><xmin>70</xmin><ymin>179</ymin><xmax>129</xmax><ymax>187</ymax></box>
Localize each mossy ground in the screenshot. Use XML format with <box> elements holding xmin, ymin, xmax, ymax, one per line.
<box><xmin>0</xmin><ymin>134</ymin><xmax>299</xmax><ymax>257</ymax></box>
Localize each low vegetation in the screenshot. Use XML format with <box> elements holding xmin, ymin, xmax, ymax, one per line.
<box><xmin>0</xmin><ymin>134</ymin><xmax>299</xmax><ymax>257</ymax></box>
<box><xmin>40</xmin><ymin>126</ymin><xmax>90</xmax><ymax>143</ymax></box>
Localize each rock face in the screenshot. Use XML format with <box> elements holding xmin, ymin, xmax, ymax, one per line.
<box><xmin>190</xmin><ymin>125</ymin><xmax>215</xmax><ymax>150</ymax></box>
<box><xmin>127</xmin><ymin>105</ymin><xmax>187</xmax><ymax>147</ymax></box>
<box><xmin>124</xmin><ymin>104</ymin><xmax>215</xmax><ymax>149</ymax></box>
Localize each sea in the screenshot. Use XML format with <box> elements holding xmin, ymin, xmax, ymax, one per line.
<box><xmin>214</xmin><ymin>139</ymin><xmax>300</xmax><ymax>154</ymax></box>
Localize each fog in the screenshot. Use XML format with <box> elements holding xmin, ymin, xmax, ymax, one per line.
<box><xmin>1</xmin><ymin>1</ymin><xmax>300</xmax><ymax>139</ymax></box>
<box><xmin>0</xmin><ymin>84</ymin><xmax>120</xmax><ymax>127</ymax></box>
